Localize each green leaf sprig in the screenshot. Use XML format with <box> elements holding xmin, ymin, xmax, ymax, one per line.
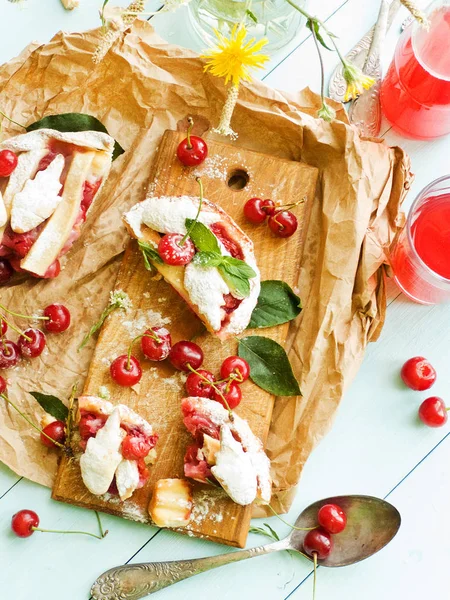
<box><xmin>249</xmin><ymin>280</ymin><xmax>302</xmax><ymax>329</ymax></box>
<box><xmin>79</xmin><ymin>290</ymin><xmax>132</xmax><ymax>350</ymax></box>
<box><xmin>138</xmin><ymin>240</ymin><xmax>163</xmax><ymax>269</ymax></box>
<box><xmin>238</xmin><ymin>335</ymin><xmax>301</xmax><ymax>396</ymax></box>
<box><xmin>29</xmin><ymin>392</ymin><xmax>69</xmax><ymax>422</ymax></box>
<box><xmin>187</xmin><ymin>219</ymin><xmax>257</xmax><ymax>298</ymax></box>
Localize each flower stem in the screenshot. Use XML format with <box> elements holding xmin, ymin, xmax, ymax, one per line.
<box><xmin>214</xmin><ymin>84</ymin><xmax>239</xmax><ymax>139</ymax></box>
<box><xmin>0</xmin><ymin>393</ymin><xmax>66</xmax><ymax>450</ymax></box>
<box><xmin>310</xmin><ymin>24</ymin><xmax>325</xmax><ymax>106</ymax></box>
<box><xmin>32</xmin><ymin>526</ymin><xmax>104</xmax><ymax>540</ymax></box>
<box><xmin>266</xmin><ymin>503</ymin><xmax>316</xmax><ymax>532</ymax></box>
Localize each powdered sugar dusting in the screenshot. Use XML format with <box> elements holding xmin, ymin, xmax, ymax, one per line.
<box><xmin>193</xmin><ymin>156</ymin><xmax>228</xmax><ymax>180</ymax></box>
<box><xmin>185</xmin><ymin>488</ymin><xmax>226</xmax><ymax>529</ymax></box>
<box><xmin>122</xmin><ymin>309</ymin><xmax>171</xmax><ymax>337</ymax></box>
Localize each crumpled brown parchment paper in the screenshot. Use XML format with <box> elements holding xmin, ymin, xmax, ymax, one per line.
<box><xmin>0</xmin><ymin>21</ymin><xmax>411</xmax><ymax>514</ymax></box>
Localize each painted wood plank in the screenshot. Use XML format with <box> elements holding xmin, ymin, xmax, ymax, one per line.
<box><xmin>288</xmin><ymin>432</ymin><xmax>450</xmax><ymax>599</ymax></box>
<box><xmin>0</xmin><ymin>463</ymin><xmax>20</xmax><ymax>498</ymax></box>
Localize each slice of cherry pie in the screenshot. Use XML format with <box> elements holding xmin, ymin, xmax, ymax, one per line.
<box><xmin>181</xmin><ymin>396</ymin><xmax>271</xmax><ymax>506</ymax></box>
<box><xmin>0</xmin><ymin>129</ymin><xmax>114</xmax><ymax>279</ymax></box>
<box><xmin>75</xmin><ymin>395</ymin><xmax>158</xmax><ymax>501</ymax></box>
<box><xmin>123</xmin><ymin>195</ymin><xmax>261</xmax><ymax>339</ymax></box>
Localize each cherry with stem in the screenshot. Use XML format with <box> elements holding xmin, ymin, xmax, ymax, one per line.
<box><xmin>186</xmin><ymin>364</ymin><xmax>235</xmax><ymax>419</ymax></box>
<box><xmin>1</xmin><ymin>393</ymin><xmax>67</xmax><ymax>451</ymax></box>
<box><xmin>1</xmin><ymin>315</ymin><xmax>32</xmax><ymax>342</ymax></box>
<box><xmin>0</xmin><ymin>302</ymin><xmax>49</xmax><ymax>322</ymax></box>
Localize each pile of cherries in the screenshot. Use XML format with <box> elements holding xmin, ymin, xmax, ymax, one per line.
<box><xmin>0</xmin><ymin>303</ymin><xmax>71</xmax><ymax>389</ymax></box>
<box><xmin>302</xmin><ymin>502</ymin><xmax>347</xmax><ymax>561</ymax></box>
<box><xmin>109</xmin><ymin>325</ymin><xmax>249</xmax><ymax>410</ymax></box>
<box><xmin>243</xmin><ymin>197</ymin><xmax>299</xmax><ymax>238</ymax></box>
<box><xmin>401</xmin><ymin>356</ymin><xmax>449</xmax><ymax>427</ymax></box>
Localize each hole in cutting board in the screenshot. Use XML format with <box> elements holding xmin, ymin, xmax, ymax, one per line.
<box><xmin>227</xmin><ymin>169</ymin><xmax>249</xmax><ymax>190</ymax></box>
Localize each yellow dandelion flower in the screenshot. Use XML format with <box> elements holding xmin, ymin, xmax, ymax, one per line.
<box><xmin>202</xmin><ymin>25</ymin><xmax>269</xmax><ymax>88</ymax></box>
<box><xmin>342</xmin><ymin>61</ymin><xmax>375</xmax><ymax>102</ymax></box>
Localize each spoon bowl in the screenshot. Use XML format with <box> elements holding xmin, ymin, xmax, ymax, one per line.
<box><xmin>289</xmin><ymin>494</ymin><xmax>401</xmax><ymax>567</ymax></box>
<box><xmin>91</xmin><ymin>494</ymin><xmax>401</xmax><ymax>600</ymax></box>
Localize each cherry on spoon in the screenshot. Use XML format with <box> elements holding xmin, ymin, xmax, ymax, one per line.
<box><xmin>91</xmin><ymin>495</ymin><xmax>400</xmax><ymax>599</ymax></box>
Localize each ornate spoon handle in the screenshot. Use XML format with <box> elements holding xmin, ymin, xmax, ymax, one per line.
<box><xmin>91</xmin><ymin>538</ymin><xmax>291</xmax><ymax>600</ymax></box>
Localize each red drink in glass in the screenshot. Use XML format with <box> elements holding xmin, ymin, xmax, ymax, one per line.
<box><xmin>380</xmin><ymin>1</ymin><xmax>450</xmax><ymax>139</ymax></box>
<box><xmin>390</xmin><ymin>176</ymin><xmax>450</xmax><ymax>304</ymax></box>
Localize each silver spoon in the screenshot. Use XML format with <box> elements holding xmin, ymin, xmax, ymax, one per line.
<box><xmin>91</xmin><ymin>495</ymin><xmax>401</xmax><ymax>600</ymax></box>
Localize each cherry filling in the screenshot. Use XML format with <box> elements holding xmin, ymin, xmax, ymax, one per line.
<box><xmin>209</xmin><ymin>222</ymin><xmax>244</xmax><ymax>260</ymax></box>
<box><xmin>0</xmin><ymin>146</ymin><xmax>102</xmax><ymax>278</ymax></box>
<box><xmin>184</xmin><ymin>443</ymin><xmax>212</xmax><ymax>483</ymax></box>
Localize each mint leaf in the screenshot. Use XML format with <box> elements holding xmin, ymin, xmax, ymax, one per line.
<box><xmin>219</xmin><ymin>265</ymin><xmax>251</xmax><ymax>298</ymax></box>
<box><xmin>221</xmin><ymin>256</ymin><xmax>257</xmax><ymax>279</ymax></box>
<box><xmin>138</xmin><ymin>240</ymin><xmax>163</xmax><ymax>268</ymax></box>
<box><xmin>249</xmin><ymin>280</ymin><xmax>302</xmax><ymax>329</ymax></box>
<box><xmin>26</xmin><ymin>113</ymin><xmax>124</xmax><ymax>161</ymax></box>
<box><xmin>238</xmin><ymin>336</ymin><xmax>301</xmax><ymax>396</ymax></box>
<box><xmin>185</xmin><ymin>219</ymin><xmax>220</xmax><ymax>253</ymax></box>
<box><xmin>29</xmin><ymin>392</ymin><xmax>69</xmax><ymax>422</ymax></box>
<box><xmin>193</xmin><ymin>251</ymin><xmax>223</xmax><ymax>267</ymax></box>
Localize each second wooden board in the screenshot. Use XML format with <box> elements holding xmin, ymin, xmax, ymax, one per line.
<box><xmin>53</xmin><ymin>130</ymin><xmax>319</xmax><ymax>547</ymax></box>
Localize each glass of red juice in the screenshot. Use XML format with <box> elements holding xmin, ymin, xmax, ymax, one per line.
<box><xmin>380</xmin><ymin>0</ymin><xmax>450</xmax><ymax>139</ymax></box>
<box><xmin>390</xmin><ymin>175</ymin><xmax>450</xmax><ymax>304</ymax></box>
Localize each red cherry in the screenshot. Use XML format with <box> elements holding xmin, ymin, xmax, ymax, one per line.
<box><xmin>158</xmin><ymin>233</ymin><xmax>195</xmax><ymax>266</ymax></box>
<box><xmin>185</xmin><ymin>369</ymin><xmax>216</xmax><ymax>398</ymax></box>
<box><xmin>169</xmin><ymin>341</ymin><xmax>203</xmax><ymax>372</ymax></box>
<box><xmin>110</xmin><ymin>355</ymin><xmax>142</xmax><ymax>387</ymax></box>
<box><xmin>141</xmin><ymin>327</ymin><xmax>172</xmax><ymax>361</ymax></box>
<box><xmin>43</xmin><ymin>304</ymin><xmax>71</xmax><ymax>333</ymax></box>
<box><xmin>40</xmin><ymin>420</ymin><xmax>66</xmax><ymax>448</ymax></box>
<box><xmin>220</xmin><ymin>356</ymin><xmax>250</xmax><ymax>383</ymax></box>
<box><xmin>303</xmin><ymin>528</ymin><xmax>333</xmax><ymax>560</ymax></box>
<box><xmin>11</xmin><ymin>509</ymin><xmax>40</xmax><ymax>538</ymax></box>
<box><xmin>0</xmin><ymin>340</ymin><xmax>20</xmax><ymax>369</ymax></box>
<box><xmin>0</xmin><ymin>149</ymin><xmax>18</xmax><ymax>177</ymax></box>
<box><xmin>317</xmin><ymin>504</ymin><xmax>347</xmax><ymax>534</ymax></box>
<box><xmin>18</xmin><ymin>328</ymin><xmax>46</xmax><ymax>359</ymax></box>
<box><xmin>418</xmin><ymin>396</ymin><xmax>448</xmax><ymax>427</ymax></box>
<box><xmin>213</xmin><ymin>381</ymin><xmax>242</xmax><ymax>409</ymax></box>
<box><xmin>121</xmin><ymin>432</ymin><xmax>156</xmax><ymax>460</ymax></box>
<box><xmin>243</xmin><ymin>198</ymin><xmax>275</xmax><ymax>224</ymax></box>
<box><xmin>268</xmin><ymin>211</ymin><xmax>298</xmax><ymax>238</ymax></box>
<box><xmin>1</xmin><ymin>318</ymin><xmax>7</xmax><ymax>336</ymax></box>
<box><xmin>0</xmin><ymin>259</ymin><xmax>14</xmax><ymax>284</ymax></box>
<box><xmin>401</xmin><ymin>356</ymin><xmax>436</xmax><ymax>391</ymax></box>
<box><xmin>0</xmin><ymin>375</ymin><xmax>6</xmax><ymax>394</ymax></box>
<box><xmin>177</xmin><ymin>136</ymin><xmax>208</xmax><ymax>167</ymax></box>
<box><xmin>40</xmin><ymin>259</ymin><xmax>61</xmax><ymax>280</ymax></box>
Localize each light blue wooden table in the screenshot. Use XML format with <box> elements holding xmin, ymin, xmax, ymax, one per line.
<box><xmin>1</xmin><ymin>1</ymin><xmax>450</xmax><ymax>599</ymax></box>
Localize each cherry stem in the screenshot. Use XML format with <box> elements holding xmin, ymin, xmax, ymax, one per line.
<box><xmin>1</xmin><ymin>315</ymin><xmax>32</xmax><ymax>342</ymax></box>
<box><xmin>31</xmin><ymin>526</ymin><xmax>105</xmax><ymax>540</ymax></box>
<box><xmin>95</xmin><ymin>511</ymin><xmax>108</xmax><ymax>538</ymax></box>
<box><xmin>186</xmin><ymin>363</ymin><xmax>234</xmax><ymax>420</ymax></box>
<box><xmin>312</xmin><ymin>552</ymin><xmax>317</xmax><ymax>600</ymax></box>
<box><xmin>126</xmin><ymin>332</ymin><xmax>161</xmax><ymax>371</ymax></box>
<box><xmin>266</xmin><ymin>503</ymin><xmax>317</xmax><ymax>532</ymax></box>
<box><xmin>0</xmin><ymin>110</ymin><xmax>25</xmax><ymax>129</ymax></box>
<box><xmin>274</xmin><ymin>197</ymin><xmax>306</xmax><ymax>214</ymax></box>
<box><xmin>0</xmin><ymin>303</ymin><xmax>49</xmax><ymax>321</ymax></box>
<box><xmin>180</xmin><ymin>177</ymin><xmax>203</xmax><ymax>247</ymax></box>
<box><xmin>0</xmin><ymin>393</ymin><xmax>66</xmax><ymax>450</ymax></box>
<box><xmin>186</xmin><ymin>116</ymin><xmax>194</xmax><ymax>150</ymax></box>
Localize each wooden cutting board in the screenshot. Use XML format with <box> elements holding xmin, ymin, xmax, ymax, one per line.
<box><xmin>53</xmin><ymin>130</ymin><xmax>319</xmax><ymax>548</ymax></box>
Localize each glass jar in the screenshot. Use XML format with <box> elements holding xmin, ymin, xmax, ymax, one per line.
<box><xmin>188</xmin><ymin>0</ymin><xmax>307</xmax><ymax>53</ymax></box>
<box><xmin>380</xmin><ymin>0</ymin><xmax>450</xmax><ymax>139</ymax></box>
